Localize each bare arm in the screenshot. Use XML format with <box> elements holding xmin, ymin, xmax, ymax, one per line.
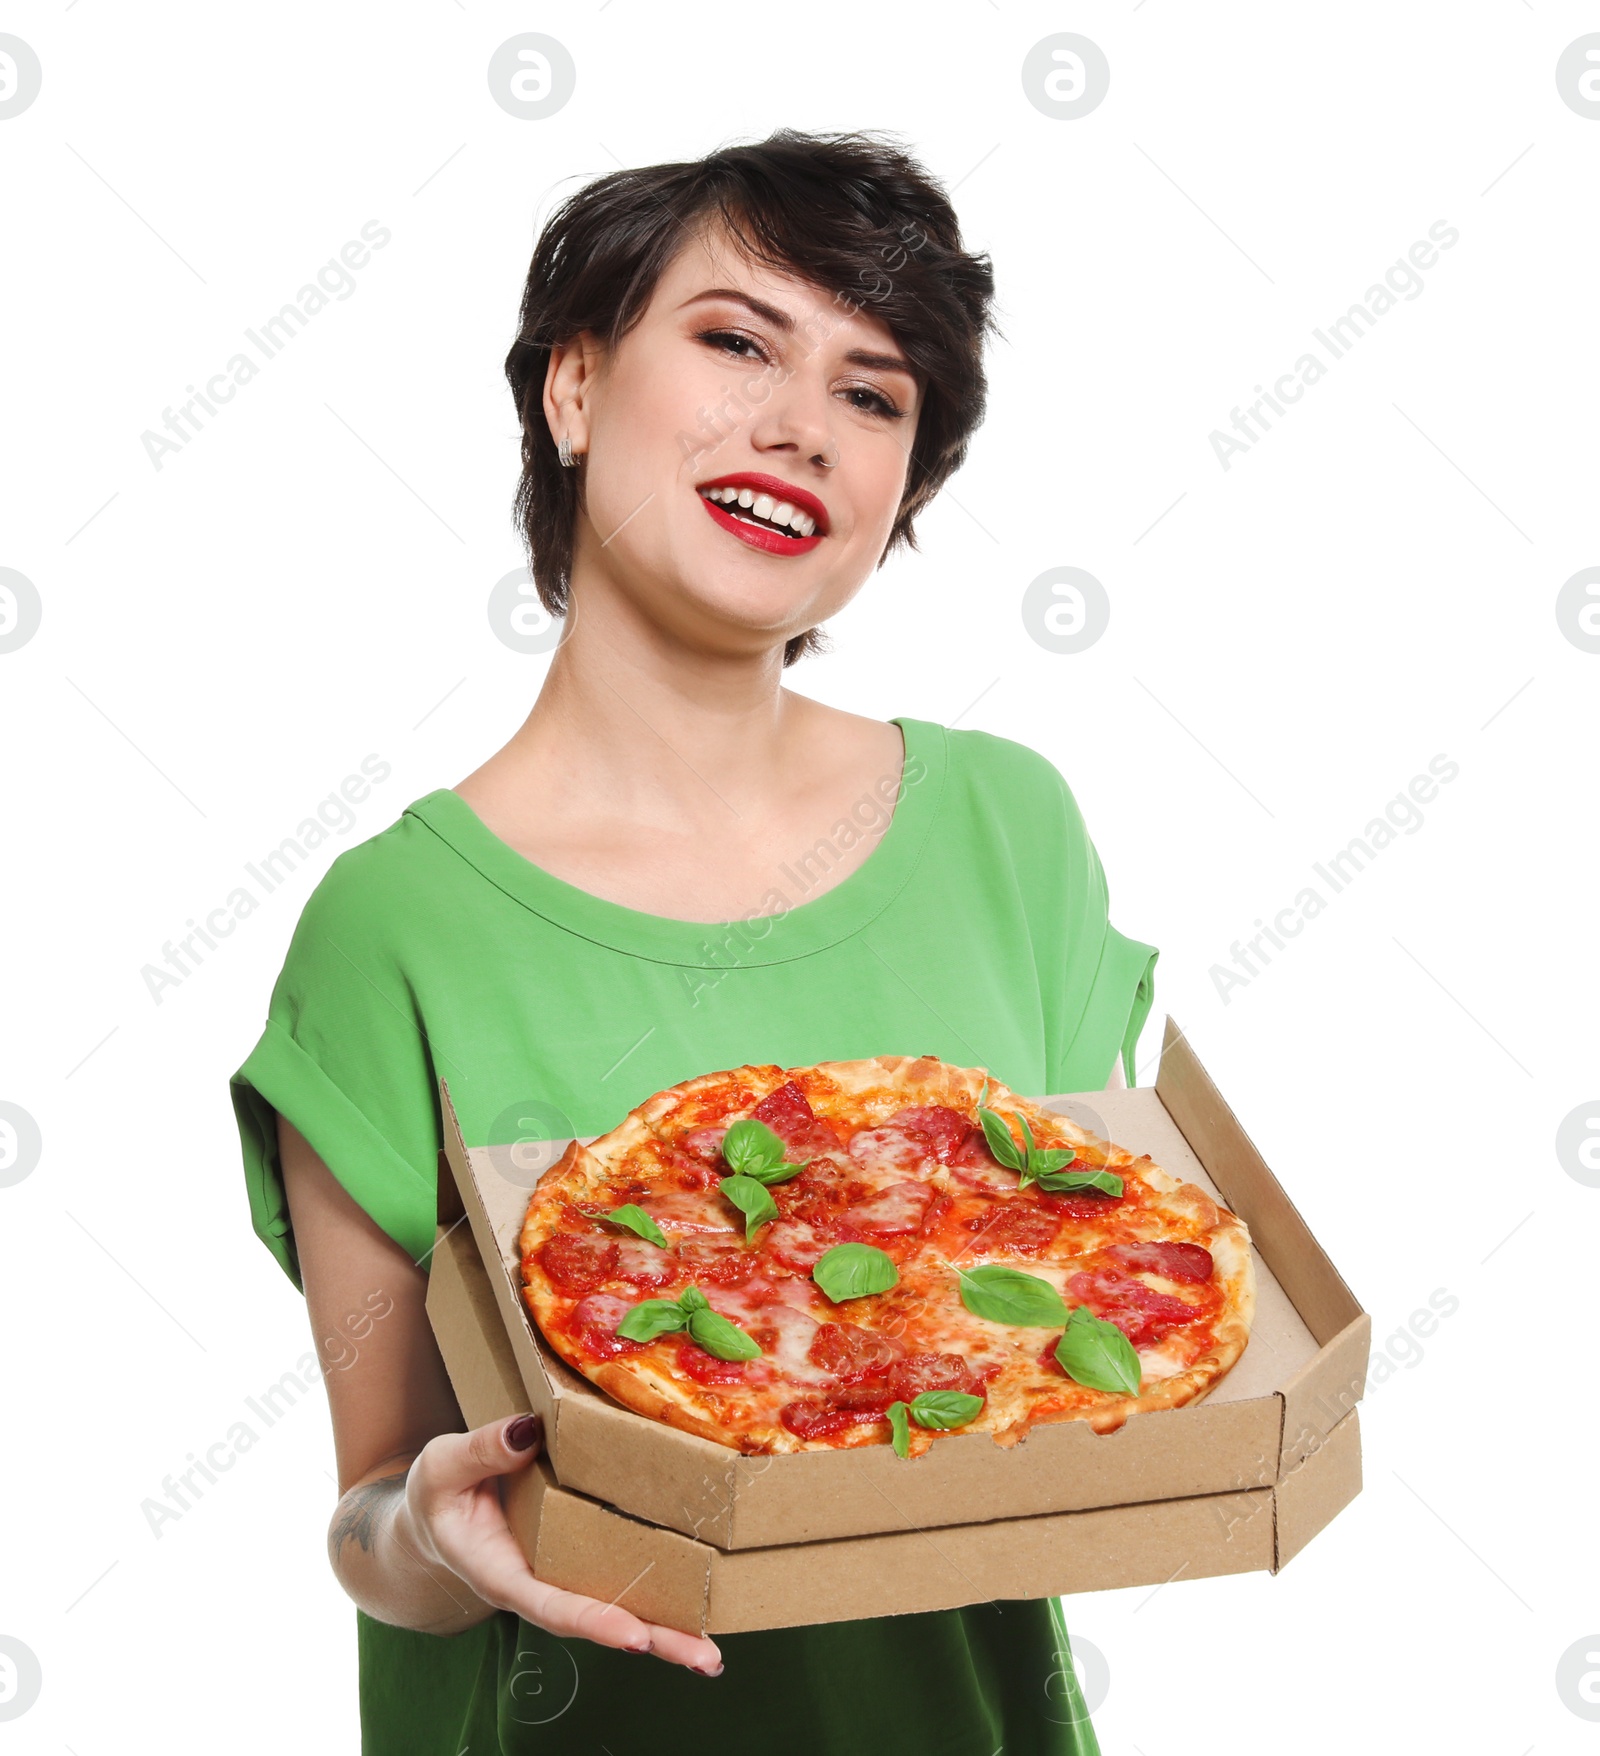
<box><xmin>277</xmin><ymin>1113</ymin><xmax>723</xmax><ymax>1669</ymax></box>
<box><xmin>278</xmin><ymin>1112</ymin><xmax>486</xmax><ymax>1632</ymax></box>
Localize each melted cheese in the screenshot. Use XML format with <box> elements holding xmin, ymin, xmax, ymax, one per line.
<box><xmin>1136</xmin><ymin>1337</ymin><xmax>1191</xmax><ymax>1383</ymax></box>
<box><xmin>744</xmin><ymin>1301</ymin><xmax>831</xmax><ymax>1385</ymax></box>
<box><xmin>847</xmin><ymin>1126</ymin><xmax>936</xmax><ymax>1189</ymax></box>
<box><xmin>947</xmin><ymin>1158</ymin><xmax>1023</xmax><ymax>1196</ymax></box>
<box><xmin>765</xmin><ymin>1217</ymin><xmax>830</xmax><ymax>1268</ymax></box>
<box><xmin>641</xmin><ymin>1191</ymin><xmax>737</xmax><ymax>1236</ymax></box>
<box><xmin>887</xmin><ymin>1278</ymin><xmax>1018</xmax><ymax>1367</ymax></box>
<box><xmin>842</xmin><ymin>1181</ymin><xmax>931</xmax><ymax>1233</ymax></box>
<box><xmin>1135</xmin><ymin>1272</ymin><xmax>1208</xmax><ymax>1305</ymax></box>
<box><xmin>767</xmin><ymin>1275</ymin><xmax>828</xmax><ymax>1317</ymax></box>
<box><xmin>614</xmin><ymin>1238</ymin><xmax>671</xmax><ymax>1274</ymax></box>
<box><xmin>680</xmin><ymin>1124</ymin><xmax>729</xmax><ymax>1161</ymax></box>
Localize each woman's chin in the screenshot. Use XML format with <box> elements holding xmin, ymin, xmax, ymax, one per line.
<box><xmin>678</xmin><ymin>604</ymin><xmax>816</xmax><ymax>657</ymax></box>
<box><xmin>592</xmin><ymin>529</ymin><xmax>850</xmax><ymax>654</ymax></box>
<box><xmin>654</xmin><ymin>576</ymin><xmax>837</xmax><ymax>655</ymax></box>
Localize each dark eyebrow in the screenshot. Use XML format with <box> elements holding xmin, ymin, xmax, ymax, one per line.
<box><xmin>678</xmin><ymin>287</ymin><xmax>917</xmax><ymax>379</ymax></box>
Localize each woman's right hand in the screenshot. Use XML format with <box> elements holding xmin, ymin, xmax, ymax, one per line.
<box><xmin>400</xmin><ymin>1411</ymin><xmax>726</xmax><ymax>1675</ymax></box>
<box><xmin>276</xmin><ymin>1115</ymin><xmax>725</xmax><ymax>1676</ymax></box>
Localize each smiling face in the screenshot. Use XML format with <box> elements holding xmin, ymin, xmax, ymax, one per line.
<box><xmin>545</xmin><ymin>219</ymin><xmax>922</xmax><ymax>660</ymax></box>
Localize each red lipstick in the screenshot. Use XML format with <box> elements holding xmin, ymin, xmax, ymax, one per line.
<box><xmin>696</xmin><ymin>472</ymin><xmax>829</xmax><ymax>556</ymax></box>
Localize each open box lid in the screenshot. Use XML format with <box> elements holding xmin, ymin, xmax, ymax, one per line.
<box><xmin>432</xmin><ymin>1016</ymin><xmax>1370</xmax><ymax>1549</ymax></box>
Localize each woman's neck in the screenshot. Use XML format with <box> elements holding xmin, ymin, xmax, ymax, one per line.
<box><xmin>516</xmin><ymin>600</ymin><xmax>799</xmax><ymax>833</ymax></box>
<box><xmin>452</xmin><ymin>575</ymin><xmax>903</xmax><ymax>919</ymax></box>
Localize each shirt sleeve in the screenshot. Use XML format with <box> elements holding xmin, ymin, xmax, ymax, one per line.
<box><xmin>228</xmin><ymin>843</ymin><xmax>442</xmax><ymax>1294</ymax></box>
<box><xmin>1082</xmin><ymin>912</ymin><xmax>1160</xmax><ymax>1089</ymax></box>
<box><xmin>1055</xmin><ymin>780</ymin><xmax>1159</xmax><ymax>1091</ymax></box>
<box><xmin>1003</xmin><ymin>736</ymin><xmax>1160</xmax><ymax>1094</ymax></box>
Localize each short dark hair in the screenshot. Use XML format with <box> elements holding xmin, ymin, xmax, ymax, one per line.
<box><xmin>503</xmin><ymin>128</ymin><xmax>1000</xmax><ymax>665</ymax></box>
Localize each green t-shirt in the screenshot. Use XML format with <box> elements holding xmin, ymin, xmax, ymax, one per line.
<box><xmin>230</xmin><ymin>715</ymin><xmax>1157</xmax><ymax>1756</ymax></box>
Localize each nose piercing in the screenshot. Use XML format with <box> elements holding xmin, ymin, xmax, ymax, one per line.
<box><xmin>816</xmin><ymin>444</ymin><xmax>838</xmax><ymax>469</ymax></box>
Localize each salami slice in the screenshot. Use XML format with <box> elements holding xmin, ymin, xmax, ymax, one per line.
<box><xmin>1107</xmin><ymin>1239</ymin><xmax>1214</xmax><ymax>1283</ymax></box>
<box><xmin>837</xmin><ymin>1180</ymin><xmax>935</xmax><ymax>1238</ymax></box>
<box><xmin>753</xmin><ymin>1080</ymin><xmax>845</xmax><ymax>1159</ymax></box>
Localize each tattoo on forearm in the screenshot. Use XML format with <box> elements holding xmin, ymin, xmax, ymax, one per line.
<box><xmin>328</xmin><ymin>1467</ymin><xmax>409</xmax><ymax>1563</ymax></box>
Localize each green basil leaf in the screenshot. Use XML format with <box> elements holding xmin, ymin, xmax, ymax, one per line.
<box><xmin>677</xmin><ymin>1284</ymin><xmax>710</xmax><ymax>1314</ymax></box>
<box><xmin>955</xmin><ymin>1263</ymin><xmax>1070</xmax><ymax>1327</ymax></box>
<box><xmin>718</xmin><ymin>1174</ymin><xmax>779</xmax><ymax>1241</ymax></box>
<box><xmin>604</xmin><ymin>1203</ymin><xmax>668</xmax><ymax>1248</ymax></box>
<box><xmin>1033</xmin><ymin>1165</ymin><xmax>1124</xmax><ymax>1197</ymax></box>
<box><xmin>976</xmin><ymin>1105</ymin><xmax>1024</xmax><ymax>1172</ymax></box>
<box><xmin>722</xmin><ymin>1117</ymin><xmax>790</xmax><ymax>1179</ymax></box>
<box><xmin>1014</xmin><ymin>1110</ymin><xmax>1037</xmax><ymax>1155</ymax></box>
<box><xmin>1027</xmin><ymin>1147</ymin><xmax>1078</xmax><ymax>1177</ymax></box>
<box><xmin>1054</xmin><ymin>1306</ymin><xmax>1142</xmax><ymax>1395</ymax></box>
<box><xmin>615</xmin><ymin>1299</ymin><xmax>688</xmax><ymax>1343</ymax></box>
<box><xmin>739</xmin><ymin>1156</ymin><xmax>810</xmax><ymax>1187</ymax></box>
<box><xmin>1011</xmin><ymin>1112</ymin><xmax>1041</xmax><ymax>1186</ymax></box>
<box><xmin>811</xmin><ymin>1242</ymin><xmax>900</xmax><ymax>1303</ymax></box>
<box><xmin>685</xmin><ymin>1304</ymin><xmax>762</xmax><ymax>1362</ymax></box>
<box><xmin>909</xmin><ymin>1390</ymin><xmax>984</xmax><ymax>1430</ymax></box>
<box><xmin>887</xmin><ymin>1399</ymin><xmax>911</xmax><ymax>1459</ymax></box>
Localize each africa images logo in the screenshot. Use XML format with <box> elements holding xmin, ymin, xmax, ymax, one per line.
<box><xmin>139</xmin><ymin>223</ymin><xmax>391</xmax><ymax>471</ymax></box>
<box><xmin>1208</xmin><ymin>222</ymin><xmax>1459</xmax><ymax>470</ymax></box>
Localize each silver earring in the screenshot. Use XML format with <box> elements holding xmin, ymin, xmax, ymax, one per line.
<box><xmin>558</xmin><ymin>433</ymin><xmax>578</xmax><ymax>468</ymax></box>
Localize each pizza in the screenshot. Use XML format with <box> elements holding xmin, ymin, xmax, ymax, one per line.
<box><xmin>517</xmin><ymin>1055</ymin><xmax>1254</xmax><ymax>1456</ymax></box>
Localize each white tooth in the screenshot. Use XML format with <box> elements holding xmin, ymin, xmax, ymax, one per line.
<box><xmin>737</xmin><ymin>487</ymin><xmax>755</xmax><ymax>508</ymax></box>
<box><xmin>792</xmin><ymin>512</ymin><xmax>813</xmax><ymax>536</ymax></box>
<box><xmin>771</xmin><ymin>502</ymin><xmax>795</xmax><ymax>528</ymax></box>
<box><xmin>752</xmin><ymin>494</ymin><xmax>775</xmax><ymax>520</ymax></box>
<box><xmin>720</xmin><ymin>487</ymin><xmax>739</xmax><ymax>502</ymax></box>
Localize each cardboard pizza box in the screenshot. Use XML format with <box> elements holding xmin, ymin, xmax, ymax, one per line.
<box><xmin>427</xmin><ymin>1190</ymin><xmax>1364</xmax><ymax>1633</ymax></box>
<box><xmin>427</xmin><ymin>1016</ymin><xmax>1369</xmax><ymax>1553</ymax></box>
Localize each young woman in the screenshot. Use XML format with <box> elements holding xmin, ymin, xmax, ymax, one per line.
<box><xmin>231</xmin><ymin>129</ymin><xmax>1155</xmax><ymax>1755</ymax></box>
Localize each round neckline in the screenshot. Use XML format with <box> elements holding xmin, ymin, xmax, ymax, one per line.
<box><xmin>404</xmin><ymin>715</ymin><xmax>948</xmax><ymax>968</ymax></box>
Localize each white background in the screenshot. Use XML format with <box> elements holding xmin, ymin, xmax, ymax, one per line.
<box><xmin>2</xmin><ymin>2</ymin><xmax>1596</xmax><ymax>1750</ymax></box>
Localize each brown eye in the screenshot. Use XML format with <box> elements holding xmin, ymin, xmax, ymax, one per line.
<box><xmin>698</xmin><ymin>328</ymin><xmax>766</xmax><ymax>362</ymax></box>
<box><xmin>843</xmin><ymin>385</ymin><xmax>905</xmax><ymax>420</ymax></box>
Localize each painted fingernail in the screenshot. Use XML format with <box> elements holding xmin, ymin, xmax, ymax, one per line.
<box><xmin>505</xmin><ymin>1413</ymin><xmax>541</xmax><ymax>1451</ymax></box>
<box><xmin>693</xmin><ymin>1663</ymin><xmax>724</xmax><ymax>1677</ymax></box>
<box><xmin>624</xmin><ymin>1642</ymin><xmax>652</xmax><ymax>1655</ymax></box>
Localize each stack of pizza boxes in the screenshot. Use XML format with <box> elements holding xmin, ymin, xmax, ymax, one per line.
<box><xmin>426</xmin><ymin>1017</ymin><xmax>1368</xmax><ymax>1634</ymax></box>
